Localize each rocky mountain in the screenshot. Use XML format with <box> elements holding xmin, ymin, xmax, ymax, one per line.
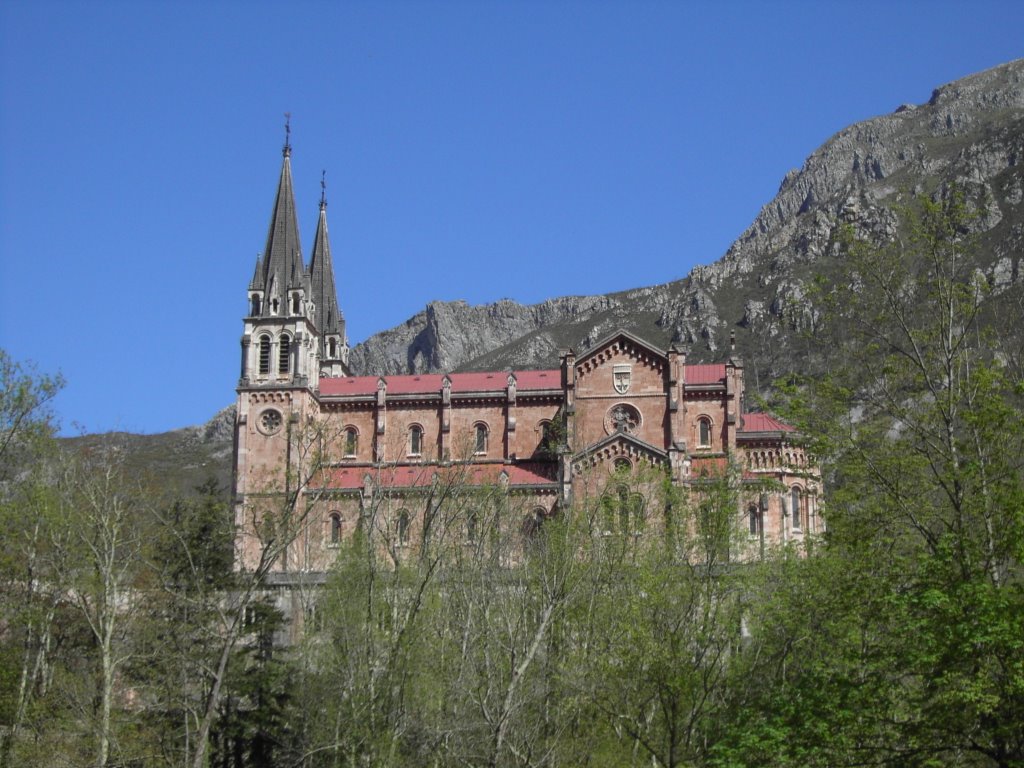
<box><xmin>349</xmin><ymin>58</ymin><xmax>1024</xmax><ymax>397</ymax></box>
<box><xmin>76</xmin><ymin>60</ymin><xmax>1023</xmax><ymax>495</ymax></box>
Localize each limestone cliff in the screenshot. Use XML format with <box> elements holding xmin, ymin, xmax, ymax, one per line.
<box><xmin>349</xmin><ymin>58</ymin><xmax>1024</xmax><ymax>396</ymax></box>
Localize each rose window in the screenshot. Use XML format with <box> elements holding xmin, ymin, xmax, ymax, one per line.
<box><xmin>605</xmin><ymin>403</ymin><xmax>641</xmax><ymax>435</ymax></box>
<box><xmin>259</xmin><ymin>408</ymin><xmax>283</xmax><ymax>435</ymax></box>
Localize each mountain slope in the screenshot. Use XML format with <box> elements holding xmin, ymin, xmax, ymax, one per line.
<box><xmin>349</xmin><ymin>58</ymin><xmax>1024</xmax><ymax>396</ymax></box>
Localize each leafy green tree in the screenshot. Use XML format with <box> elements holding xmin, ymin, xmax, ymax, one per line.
<box><xmin>564</xmin><ymin>462</ymin><xmax>756</xmax><ymax>768</ymax></box>
<box><xmin>0</xmin><ymin>349</ymin><xmax>63</xmax><ymax>481</ymax></box>
<box><xmin>742</xmin><ymin>190</ymin><xmax>1024</xmax><ymax>766</ymax></box>
<box><xmin>0</xmin><ymin>351</ymin><xmax>65</xmax><ymax>767</ymax></box>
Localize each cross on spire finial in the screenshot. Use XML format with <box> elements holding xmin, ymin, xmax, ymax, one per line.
<box><xmin>283</xmin><ymin>112</ymin><xmax>292</xmax><ymax>157</ymax></box>
<box><xmin>320</xmin><ymin>169</ymin><xmax>327</xmax><ymax>210</ymax></box>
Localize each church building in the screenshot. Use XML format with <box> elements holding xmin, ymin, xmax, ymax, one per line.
<box><xmin>232</xmin><ymin>141</ymin><xmax>822</xmax><ymax>577</ymax></box>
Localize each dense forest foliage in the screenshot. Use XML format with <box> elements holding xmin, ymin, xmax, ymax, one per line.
<box><xmin>2</xmin><ymin>196</ymin><xmax>1022</xmax><ymax>767</ymax></box>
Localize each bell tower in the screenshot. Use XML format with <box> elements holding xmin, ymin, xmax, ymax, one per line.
<box><xmin>239</xmin><ymin>122</ymin><xmax>321</xmax><ymax>388</ymax></box>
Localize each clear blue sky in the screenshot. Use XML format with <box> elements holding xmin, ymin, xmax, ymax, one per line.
<box><xmin>1</xmin><ymin>0</ymin><xmax>1020</xmax><ymax>436</ymax></box>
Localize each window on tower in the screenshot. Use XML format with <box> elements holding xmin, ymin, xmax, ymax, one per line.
<box><xmin>278</xmin><ymin>335</ymin><xmax>291</xmax><ymax>374</ymax></box>
<box><xmin>258</xmin><ymin>334</ymin><xmax>271</xmax><ymax>374</ymax></box>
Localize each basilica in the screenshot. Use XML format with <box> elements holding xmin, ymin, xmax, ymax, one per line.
<box><xmin>232</xmin><ymin>141</ymin><xmax>822</xmax><ymax>576</ymax></box>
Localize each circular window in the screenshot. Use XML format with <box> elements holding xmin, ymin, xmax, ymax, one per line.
<box><xmin>604</xmin><ymin>403</ymin><xmax>641</xmax><ymax>435</ymax></box>
<box><xmin>258</xmin><ymin>408</ymin><xmax>283</xmax><ymax>435</ymax></box>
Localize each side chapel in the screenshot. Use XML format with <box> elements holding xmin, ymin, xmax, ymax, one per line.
<box><xmin>233</xmin><ymin>141</ymin><xmax>822</xmax><ymax>577</ymax></box>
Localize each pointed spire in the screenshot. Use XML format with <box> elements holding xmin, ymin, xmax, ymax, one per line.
<box><xmin>309</xmin><ymin>169</ymin><xmax>345</xmax><ymax>348</ymax></box>
<box><xmin>250</xmin><ymin>131</ymin><xmax>305</xmax><ymax>306</ymax></box>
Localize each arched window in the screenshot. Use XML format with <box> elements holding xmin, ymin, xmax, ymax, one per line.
<box><xmin>329</xmin><ymin>513</ymin><xmax>342</xmax><ymax>545</ymax></box>
<box><xmin>278</xmin><ymin>335</ymin><xmax>291</xmax><ymax>374</ymax></box>
<box><xmin>791</xmin><ymin>486</ymin><xmax>802</xmax><ymax>529</ymax></box>
<box><xmin>698</xmin><ymin>417</ymin><xmax>712</xmax><ymax>448</ymax></box>
<box><xmin>474</xmin><ymin>423</ymin><xmax>488</xmax><ymax>454</ymax></box>
<box><xmin>408</xmin><ymin>425</ymin><xmax>423</xmax><ymax>456</ymax></box>
<box><xmin>292</xmin><ymin>293</ymin><xmax>301</xmax><ymax>315</ymax></box>
<box><xmin>343</xmin><ymin>427</ymin><xmax>358</xmax><ymax>457</ymax></box>
<box><xmin>601</xmin><ymin>486</ymin><xmax>644</xmax><ymax>535</ymax></box>
<box><xmin>397</xmin><ymin>509</ymin><xmax>410</xmax><ymax>546</ymax></box>
<box><xmin>328</xmin><ymin>338</ymin><xmax>337</xmax><ymax>357</ymax></box>
<box><xmin>748</xmin><ymin>504</ymin><xmax>761</xmax><ymax>536</ymax></box>
<box><xmin>250</xmin><ymin>294</ymin><xmax>261</xmax><ymax>315</ymax></box>
<box><xmin>258</xmin><ymin>334</ymin><xmax>272</xmax><ymax>374</ymax></box>
<box><xmin>539</xmin><ymin>420</ymin><xmax>556</xmax><ymax>455</ymax></box>
<box><xmin>522</xmin><ymin>507</ymin><xmax>546</xmax><ymax>540</ymax></box>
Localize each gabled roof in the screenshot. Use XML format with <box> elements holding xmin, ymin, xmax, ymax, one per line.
<box><xmin>250</xmin><ymin>147</ymin><xmax>308</xmax><ymax>302</ymax></box>
<box><xmin>309</xmin><ymin>197</ymin><xmax>344</xmax><ymax>345</ymax></box>
<box><xmin>573</xmin><ymin>430</ymin><xmax>668</xmax><ymax>464</ymax></box>
<box><xmin>576</xmin><ymin>329</ymin><xmax>668</xmax><ymax>365</ymax></box>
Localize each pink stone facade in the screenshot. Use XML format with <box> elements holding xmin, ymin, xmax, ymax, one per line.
<box><xmin>233</xmin><ymin>330</ymin><xmax>822</xmax><ymax>573</ymax></box>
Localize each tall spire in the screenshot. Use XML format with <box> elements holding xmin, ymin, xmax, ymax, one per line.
<box><xmin>309</xmin><ymin>170</ymin><xmax>347</xmax><ymax>372</ymax></box>
<box><xmin>249</xmin><ymin>118</ymin><xmax>306</xmax><ymax>308</ymax></box>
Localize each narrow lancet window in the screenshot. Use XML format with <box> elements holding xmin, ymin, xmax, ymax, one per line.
<box><xmin>398</xmin><ymin>510</ymin><xmax>410</xmax><ymax>546</ymax></box>
<box><xmin>279</xmin><ymin>335</ymin><xmax>291</xmax><ymax>374</ymax></box>
<box><xmin>409</xmin><ymin>425</ymin><xmax>423</xmax><ymax>456</ymax></box>
<box><xmin>698</xmin><ymin>417</ymin><xmax>712</xmax><ymax>448</ymax></box>
<box><xmin>258</xmin><ymin>334</ymin><xmax>271</xmax><ymax>374</ymax></box>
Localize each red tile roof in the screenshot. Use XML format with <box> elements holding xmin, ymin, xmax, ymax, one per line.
<box><xmin>387</xmin><ymin>374</ymin><xmax>446</xmax><ymax>394</ymax></box>
<box><xmin>511</xmin><ymin>370</ymin><xmax>561</xmax><ymax>390</ymax></box>
<box><xmin>739</xmin><ymin>413</ymin><xmax>796</xmax><ymax>433</ymax></box>
<box><xmin>320</xmin><ymin>462</ymin><xmax>557</xmax><ymax>490</ymax></box>
<box><xmin>319</xmin><ymin>376</ymin><xmax>380</xmax><ymax>396</ymax></box>
<box><xmin>320</xmin><ymin>369</ymin><xmax>561</xmax><ymax>397</ymax></box>
<box><xmin>685</xmin><ymin>364</ymin><xmax>727</xmax><ymax>385</ymax></box>
<box><xmin>447</xmin><ymin>371</ymin><xmax>507</xmax><ymax>391</ymax></box>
